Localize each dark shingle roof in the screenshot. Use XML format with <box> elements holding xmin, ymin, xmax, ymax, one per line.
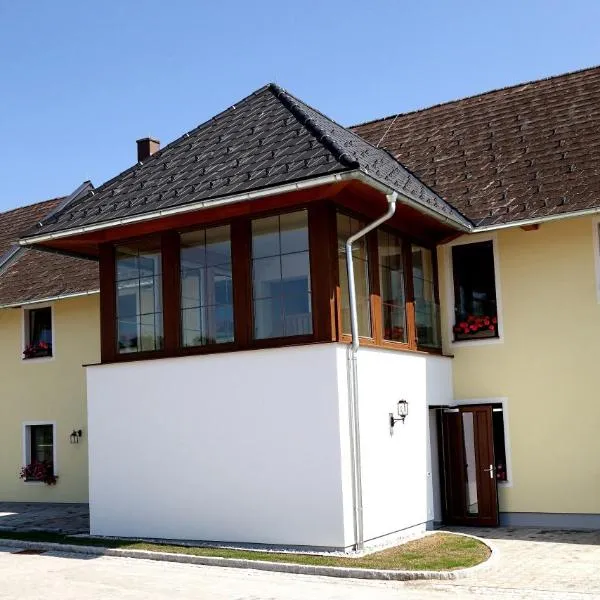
<box><xmin>351</xmin><ymin>66</ymin><xmax>600</xmax><ymax>227</ymax></box>
<box><xmin>0</xmin><ymin>200</ymin><xmax>98</xmax><ymax>307</ymax></box>
<box><xmin>25</xmin><ymin>84</ymin><xmax>469</xmax><ymax>240</ymax></box>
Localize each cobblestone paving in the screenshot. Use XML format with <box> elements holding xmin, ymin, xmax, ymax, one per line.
<box><xmin>435</xmin><ymin>527</ymin><xmax>600</xmax><ymax>598</ymax></box>
<box><xmin>0</xmin><ymin>502</ymin><xmax>88</xmax><ymax>534</ymax></box>
<box><xmin>1</xmin><ymin>527</ymin><xmax>600</xmax><ymax>599</ymax></box>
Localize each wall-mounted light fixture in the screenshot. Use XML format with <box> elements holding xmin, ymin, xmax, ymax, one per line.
<box><xmin>70</xmin><ymin>429</ymin><xmax>83</xmax><ymax>444</ymax></box>
<box><xmin>389</xmin><ymin>400</ymin><xmax>409</xmax><ymax>428</ymax></box>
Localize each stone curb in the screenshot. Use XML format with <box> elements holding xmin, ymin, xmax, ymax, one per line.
<box><xmin>0</xmin><ymin>532</ymin><xmax>496</xmax><ymax>582</ymax></box>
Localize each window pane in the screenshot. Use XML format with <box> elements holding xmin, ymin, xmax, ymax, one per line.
<box><xmin>180</xmin><ymin>226</ymin><xmax>234</xmax><ymax>346</ymax></box>
<box><xmin>280</xmin><ymin>211</ymin><xmax>309</xmax><ymax>254</ymax></box>
<box><xmin>31</xmin><ymin>425</ymin><xmax>53</xmax><ymax>464</ymax></box>
<box><xmin>492</xmin><ymin>406</ymin><xmax>508</xmax><ymax>482</ymax></box>
<box><xmin>337</xmin><ymin>213</ymin><xmax>371</xmax><ymax>337</ymax></box>
<box><xmin>26</xmin><ymin>307</ymin><xmax>53</xmax><ymax>357</ymax></box>
<box><xmin>115</xmin><ymin>239</ymin><xmax>163</xmax><ymax>353</ymax></box>
<box><xmin>412</xmin><ymin>245</ymin><xmax>441</xmax><ymax>347</ymax></box>
<box><xmin>462</xmin><ymin>412</ymin><xmax>479</xmax><ymax>515</ymax></box>
<box><xmin>378</xmin><ymin>230</ymin><xmax>407</xmax><ymax>343</ymax></box>
<box><xmin>252</xmin><ymin>211</ymin><xmax>312</xmax><ymax>340</ymax></box>
<box><xmin>253</xmin><ymin>257</ymin><xmax>282</xmax><ymax>299</ymax></box>
<box><xmin>451</xmin><ymin>241</ymin><xmax>498</xmax><ymax>341</ymax></box>
<box><xmin>252</xmin><ymin>215</ymin><xmax>280</xmax><ymax>258</ymax></box>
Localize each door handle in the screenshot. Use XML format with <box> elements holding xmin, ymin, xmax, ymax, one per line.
<box><xmin>483</xmin><ymin>464</ymin><xmax>495</xmax><ymax>480</ymax></box>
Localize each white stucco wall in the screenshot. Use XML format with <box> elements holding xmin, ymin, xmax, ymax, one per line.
<box><xmin>335</xmin><ymin>346</ymin><xmax>453</xmax><ymax>543</ymax></box>
<box><xmin>87</xmin><ymin>342</ymin><xmax>453</xmax><ymax>549</ymax></box>
<box><xmin>87</xmin><ymin>344</ymin><xmax>350</xmax><ymax>548</ymax></box>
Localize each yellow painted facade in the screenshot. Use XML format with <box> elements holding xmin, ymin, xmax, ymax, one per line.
<box><xmin>0</xmin><ymin>294</ymin><xmax>99</xmax><ymax>502</ymax></box>
<box><xmin>439</xmin><ymin>215</ymin><xmax>600</xmax><ymax>515</ymax></box>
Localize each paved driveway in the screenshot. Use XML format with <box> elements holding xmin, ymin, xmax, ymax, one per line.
<box><xmin>1</xmin><ymin>527</ymin><xmax>600</xmax><ymax>599</ymax></box>
<box><xmin>0</xmin><ymin>502</ymin><xmax>88</xmax><ymax>534</ymax></box>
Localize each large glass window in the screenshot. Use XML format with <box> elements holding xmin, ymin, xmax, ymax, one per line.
<box><xmin>451</xmin><ymin>241</ymin><xmax>498</xmax><ymax>341</ymax></box>
<box><xmin>252</xmin><ymin>210</ymin><xmax>312</xmax><ymax>339</ymax></box>
<box><xmin>180</xmin><ymin>225</ymin><xmax>234</xmax><ymax>347</ymax></box>
<box><xmin>115</xmin><ymin>240</ymin><xmax>163</xmax><ymax>353</ymax></box>
<box><xmin>378</xmin><ymin>230</ymin><xmax>407</xmax><ymax>343</ymax></box>
<box><xmin>412</xmin><ymin>245</ymin><xmax>440</xmax><ymax>347</ymax></box>
<box><xmin>337</xmin><ymin>213</ymin><xmax>371</xmax><ymax>337</ymax></box>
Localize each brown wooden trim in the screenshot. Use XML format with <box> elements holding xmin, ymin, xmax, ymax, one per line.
<box><xmin>100</xmin><ymin>337</ymin><xmax>329</xmax><ymax>364</ymax></box>
<box><xmin>368</xmin><ymin>229</ymin><xmax>382</xmax><ymax>345</ymax></box>
<box><xmin>161</xmin><ymin>231</ymin><xmax>181</xmax><ymax>353</ymax></box>
<box><xmin>379</xmin><ymin>339</ymin><xmax>413</xmax><ymax>352</ymax></box>
<box><xmin>309</xmin><ymin>203</ymin><xmax>336</xmax><ymax>342</ymax></box>
<box><xmin>403</xmin><ymin>239</ymin><xmax>417</xmax><ymax>349</ymax></box>
<box><xmin>98</xmin><ymin>243</ymin><xmax>116</xmax><ymax>362</ymax></box>
<box><xmin>432</xmin><ymin>245</ymin><xmax>441</xmax><ymax>306</ymax></box>
<box><xmin>231</xmin><ymin>218</ymin><xmax>252</xmax><ymax>347</ymax></box>
<box><xmin>98</xmin><ymin>199</ymin><xmax>447</xmax><ymax>365</ymax></box>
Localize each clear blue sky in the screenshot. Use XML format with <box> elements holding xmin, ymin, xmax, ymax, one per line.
<box><xmin>1</xmin><ymin>1</ymin><xmax>599</xmax><ymax>211</ymax></box>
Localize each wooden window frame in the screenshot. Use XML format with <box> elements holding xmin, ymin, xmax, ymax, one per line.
<box><xmin>334</xmin><ymin>207</ymin><xmax>441</xmax><ymax>354</ymax></box>
<box><xmin>98</xmin><ymin>199</ymin><xmax>443</xmax><ymax>364</ymax></box>
<box><xmin>99</xmin><ymin>203</ymin><xmax>336</xmax><ymax>363</ymax></box>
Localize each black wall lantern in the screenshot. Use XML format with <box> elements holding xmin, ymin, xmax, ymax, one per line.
<box><xmin>70</xmin><ymin>429</ymin><xmax>83</xmax><ymax>444</ymax></box>
<box><xmin>389</xmin><ymin>400</ymin><xmax>409</xmax><ymax>428</ymax></box>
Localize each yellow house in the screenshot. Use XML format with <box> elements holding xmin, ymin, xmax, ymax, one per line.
<box><xmin>435</xmin><ymin>218</ymin><xmax>600</xmax><ymax>525</ymax></box>
<box><xmin>354</xmin><ymin>65</ymin><xmax>600</xmax><ymax>529</ymax></box>
<box><xmin>12</xmin><ymin>66</ymin><xmax>600</xmax><ymax>544</ymax></box>
<box><xmin>0</xmin><ymin>188</ymin><xmax>99</xmax><ymax>503</ymax></box>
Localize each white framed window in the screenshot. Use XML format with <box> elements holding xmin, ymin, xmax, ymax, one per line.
<box><xmin>448</xmin><ymin>398</ymin><xmax>513</xmax><ymax>487</ymax></box>
<box><xmin>443</xmin><ymin>233</ymin><xmax>504</xmax><ymax>346</ymax></box>
<box><xmin>22</xmin><ymin>303</ymin><xmax>54</xmax><ymax>360</ymax></box>
<box><xmin>22</xmin><ymin>421</ymin><xmax>57</xmax><ymax>483</ymax></box>
<box><xmin>593</xmin><ymin>217</ymin><xmax>600</xmax><ymax>303</ymax></box>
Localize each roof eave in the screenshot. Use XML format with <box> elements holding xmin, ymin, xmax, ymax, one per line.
<box><xmin>20</xmin><ymin>170</ymin><xmax>470</xmax><ymax>247</ymax></box>
<box><xmin>473</xmin><ymin>205</ymin><xmax>600</xmax><ymax>232</ymax></box>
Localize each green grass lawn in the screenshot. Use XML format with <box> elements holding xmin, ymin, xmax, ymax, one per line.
<box><xmin>0</xmin><ymin>531</ymin><xmax>489</xmax><ymax>571</ymax></box>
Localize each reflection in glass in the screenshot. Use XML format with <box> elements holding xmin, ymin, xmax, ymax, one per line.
<box><xmin>412</xmin><ymin>245</ymin><xmax>441</xmax><ymax>347</ymax></box>
<box><xmin>378</xmin><ymin>230</ymin><xmax>407</xmax><ymax>342</ymax></box>
<box><xmin>462</xmin><ymin>412</ymin><xmax>479</xmax><ymax>515</ymax></box>
<box><xmin>115</xmin><ymin>241</ymin><xmax>163</xmax><ymax>353</ymax></box>
<box><xmin>252</xmin><ymin>211</ymin><xmax>312</xmax><ymax>339</ymax></box>
<box><xmin>337</xmin><ymin>213</ymin><xmax>371</xmax><ymax>337</ymax></box>
<box><xmin>180</xmin><ymin>225</ymin><xmax>233</xmax><ymax>346</ymax></box>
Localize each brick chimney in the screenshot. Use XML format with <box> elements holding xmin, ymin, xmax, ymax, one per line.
<box><xmin>136</xmin><ymin>137</ymin><xmax>160</xmax><ymax>162</ymax></box>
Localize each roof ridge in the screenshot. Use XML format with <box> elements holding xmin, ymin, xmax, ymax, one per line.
<box><xmin>351</xmin><ymin>63</ymin><xmax>600</xmax><ymax>128</ymax></box>
<box><xmin>269</xmin><ymin>85</ymin><xmax>471</xmax><ymax>228</ymax></box>
<box><xmin>268</xmin><ymin>84</ymin><xmax>359</xmax><ymax>169</ymax></box>
<box><xmin>272</xmin><ymin>85</ymin><xmax>411</xmax><ymax>167</ymax></box>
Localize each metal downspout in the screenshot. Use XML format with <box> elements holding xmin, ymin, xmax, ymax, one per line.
<box><xmin>345</xmin><ymin>192</ymin><xmax>398</xmax><ymax>551</ymax></box>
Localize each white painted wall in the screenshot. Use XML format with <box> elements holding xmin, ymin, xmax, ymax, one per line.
<box><xmin>334</xmin><ymin>346</ymin><xmax>453</xmax><ymax>544</ymax></box>
<box><xmin>87</xmin><ymin>342</ymin><xmax>453</xmax><ymax>549</ymax></box>
<box><xmin>87</xmin><ymin>344</ymin><xmax>350</xmax><ymax>548</ymax></box>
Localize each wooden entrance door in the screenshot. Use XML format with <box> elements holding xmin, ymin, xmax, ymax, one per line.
<box><xmin>441</xmin><ymin>405</ymin><xmax>499</xmax><ymax>526</ymax></box>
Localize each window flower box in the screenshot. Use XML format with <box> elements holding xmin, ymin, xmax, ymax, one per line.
<box><xmin>23</xmin><ymin>341</ymin><xmax>52</xmax><ymax>359</ymax></box>
<box><xmin>19</xmin><ymin>461</ymin><xmax>57</xmax><ymax>485</ymax></box>
<box><xmin>453</xmin><ymin>315</ymin><xmax>498</xmax><ymax>340</ymax></box>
